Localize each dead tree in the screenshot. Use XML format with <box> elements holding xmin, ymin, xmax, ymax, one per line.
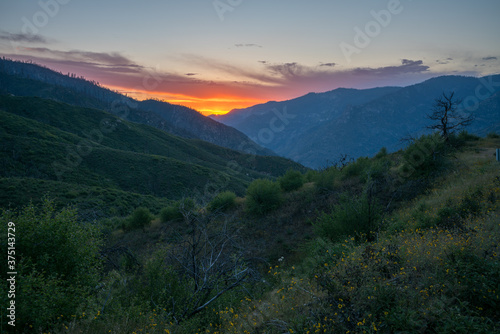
<box><xmin>426</xmin><ymin>92</ymin><xmax>474</xmax><ymax>141</ymax></box>
<box><xmin>151</xmin><ymin>208</ymin><xmax>254</xmax><ymax>323</ymax></box>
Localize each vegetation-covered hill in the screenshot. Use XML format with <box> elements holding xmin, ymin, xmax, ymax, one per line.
<box><xmin>2</xmin><ymin>129</ymin><xmax>498</xmax><ymax>333</ymax></box>
<box><xmin>0</xmin><ymin>95</ymin><xmax>305</xmax><ymax>218</ymax></box>
<box><xmin>215</xmin><ymin>75</ymin><xmax>500</xmax><ymax>168</ymax></box>
<box><xmin>0</xmin><ymin>58</ymin><xmax>273</xmax><ymax>155</ymax></box>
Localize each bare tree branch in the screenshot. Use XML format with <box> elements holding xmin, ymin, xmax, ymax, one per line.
<box><xmin>426</xmin><ymin>92</ymin><xmax>474</xmax><ymax>140</ymax></box>
<box><xmin>151</xmin><ymin>207</ymin><xmax>255</xmax><ymax>323</ymax></box>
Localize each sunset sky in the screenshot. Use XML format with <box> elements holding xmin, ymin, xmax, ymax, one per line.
<box><xmin>1</xmin><ymin>0</ymin><xmax>499</xmax><ymax>115</ymax></box>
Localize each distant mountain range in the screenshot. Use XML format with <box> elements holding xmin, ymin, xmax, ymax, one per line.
<box><xmin>0</xmin><ymin>58</ymin><xmax>273</xmax><ymax>156</ymax></box>
<box><xmin>2</xmin><ymin>58</ymin><xmax>498</xmax><ymax>170</ymax></box>
<box><xmin>213</xmin><ymin>75</ymin><xmax>500</xmax><ymax>168</ymax></box>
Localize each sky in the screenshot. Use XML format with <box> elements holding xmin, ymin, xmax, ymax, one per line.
<box><xmin>0</xmin><ymin>0</ymin><xmax>499</xmax><ymax>115</ymax></box>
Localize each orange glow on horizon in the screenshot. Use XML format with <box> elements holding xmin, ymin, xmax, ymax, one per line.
<box><xmin>105</xmin><ymin>85</ymin><xmax>266</xmax><ymax>116</ymax></box>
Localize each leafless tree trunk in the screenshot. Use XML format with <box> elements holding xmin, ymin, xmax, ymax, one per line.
<box><xmin>154</xmin><ymin>208</ymin><xmax>254</xmax><ymax>323</ymax></box>
<box><xmin>426</xmin><ymin>92</ymin><xmax>474</xmax><ymax>141</ymax></box>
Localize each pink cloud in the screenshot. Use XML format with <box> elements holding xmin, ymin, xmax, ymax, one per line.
<box><xmin>0</xmin><ymin>47</ymin><xmax>478</xmax><ymax>113</ymax></box>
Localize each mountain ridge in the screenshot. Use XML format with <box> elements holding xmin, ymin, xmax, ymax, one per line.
<box><xmin>0</xmin><ymin>57</ymin><xmax>273</xmax><ymax>156</ymax></box>
<box><xmin>0</xmin><ymin>95</ymin><xmax>306</xmax><ymax>218</ymax></box>
<box><xmin>214</xmin><ymin>75</ymin><xmax>500</xmax><ymax>168</ymax></box>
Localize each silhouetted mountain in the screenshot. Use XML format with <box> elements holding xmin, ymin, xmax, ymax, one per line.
<box><xmin>0</xmin><ymin>57</ymin><xmax>273</xmax><ymax>155</ymax></box>
<box><xmin>214</xmin><ymin>75</ymin><xmax>500</xmax><ymax>168</ymax></box>
<box><xmin>136</xmin><ymin>99</ymin><xmax>275</xmax><ymax>155</ymax></box>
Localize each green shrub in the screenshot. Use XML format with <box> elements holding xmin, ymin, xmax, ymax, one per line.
<box><xmin>411</xmin><ymin>201</ymin><xmax>434</xmax><ymax>229</ymax></box>
<box><xmin>313</xmin><ymin>191</ymin><xmax>381</xmax><ymax>242</ymax></box>
<box><xmin>314</xmin><ymin>167</ymin><xmax>341</xmax><ymax>192</ymax></box>
<box><xmin>458</xmin><ymin>188</ymin><xmax>483</xmax><ymax>217</ymax></box>
<box><xmin>447</xmin><ymin>130</ymin><xmax>481</xmax><ymax>148</ymax></box>
<box><xmin>342</xmin><ymin>157</ymin><xmax>371</xmax><ymax>179</ymax></box>
<box><xmin>144</xmin><ymin>249</ymin><xmax>189</xmax><ymax>314</ymax></box>
<box><xmin>278</xmin><ymin>169</ymin><xmax>304</xmax><ymax>192</ymax></box>
<box><xmin>305</xmin><ymin>170</ymin><xmax>317</xmax><ymax>183</ymax></box>
<box><xmin>375</xmin><ymin>147</ymin><xmax>388</xmax><ymax>159</ymax></box>
<box><xmin>457</xmin><ymin>130</ymin><xmax>480</xmax><ymax>141</ymax></box>
<box><xmin>399</xmin><ymin>133</ymin><xmax>447</xmax><ymax>179</ymax></box>
<box><xmin>245</xmin><ymin>179</ymin><xmax>283</xmax><ymax>215</ymax></box>
<box><xmin>101</xmin><ymin>216</ymin><xmax>127</xmax><ymax>234</ymax></box>
<box><xmin>341</xmin><ymin>156</ymin><xmax>390</xmax><ymax>183</ymax></box>
<box><xmin>435</xmin><ymin>202</ymin><xmax>462</xmax><ymax>228</ymax></box>
<box><xmin>160</xmin><ymin>198</ymin><xmax>196</xmax><ymax>222</ymax></box>
<box><xmin>434</xmin><ymin>188</ymin><xmax>484</xmax><ymax>229</ymax></box>
<box><xmin>160</xmin><ymin>205</ymin><xmax>181</xmax><ymax>222</ymax></box>
<box><xmin>444</xmin><ymin>250</ymin><xmax>500</xmax><ymax>319</ymax></box>
<box><xmin>207</xmin><ymin>191</ymin><xmax>237</xmax><ymax>212</ymax></box>
<box><xmin>127</xmin><ymin>207</ymin><xmax>152</xmax><ymax>230</ymax></box>
<box><xmin>486</xmin><ymin>131</ymin><xmax>500</xmax><ymax>139</ymax></box>
<box><xmin>0</xmin><ymin>200</ymin><xmax>102</xmax><ymax>332</ymax></box>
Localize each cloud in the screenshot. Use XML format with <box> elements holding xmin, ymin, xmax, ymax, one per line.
<box><xmin>266</xmin><ymin>62</ymin><xmax>303</xmax><ymax>77</ymax></box>
<box><xmin>436</xmin><ymin>57</ymin><xmax>453</xmax><ymax>65</ymax></box>
<box><xmin>176</xmin><ymin>54</ymin><xmax>284</xmax><ymax>85</ymax></box>
<box><xmin>164</xmin><ymin>55</ymin><xmax>437</xmax><ymax>101</ymax></box>
<box><xmin>319</xmin><ymin>62</ymin><xmax>336</xmax><ymax>67</ymax></box>
<box><xmin>352</xmin><ymin>59</ymin><xmax>429</xmax><ymax>76</ymax></box>
<box><xmin>401</xmin><ymin>59</ymin><xmax>422</xmax><ymax>66</ymax></box>
<box><xmin>482</xmin><ymin>56</ymin><xmax>497</xmax><ymax>61</ymax></box>
<box><xmin>0</xmin><ymin>48</ymin><xmax>464</xmax><ymax>114</ymax></box>
<box><xmin>31</xmin><ymin>48</ymin><xmax>136</xmax><ymax>65</ymax></box>
<box><xmin>234</xmin><ymin>43</ymin><xmax>262</xmax><ymax>48</ymax></box>
<box><xmin>17</xmin><ymin>47</ymin><xmax>143</xmax><ymax>73</ymax></box>
<box><xmin>260</xmin><ymin>59</ymin><xmax>429</xmax><ymax>85</ymax></box>
<box><xmin>0</xmin><ymin>31</ymin><xmax>48</xmax><ymax>44</ymax></box>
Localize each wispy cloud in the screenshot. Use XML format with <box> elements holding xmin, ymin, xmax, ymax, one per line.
<box><xmin>20</xmin><ymin>47</ymin><xmax>142</xmax><ymax>70</ymax></box>
<box><xmin>234</xmin><ymin>43</ymin><xmax>262</xmax><ymax>48</ymax></box>
<box><xmin>0</xmin><ymin>48</ymin><xmax>469</xmax><ymax>113</ymax></box>
<box><xmin>266</xmin><ymin>62</ymin><xmax>303</xmax><ymax>78</ymax></box>
<box><xmin>482</xmin><ymin>56</ymin><xmax>497</xmax><ymax>61</ymax></box>
<box><xmin>436</xmin><ymin>58</ymin><xmax>453</xmax><ymax>65</ymax></box>
<box><xmin>0</xmin><ymin>31</ymin><xmax>48</xmax><ymax>44</ymax></box>
<box><xmin>351</xmin><ymin>59</ymin><xmax>429</xmax><ymax>76</ymax></box>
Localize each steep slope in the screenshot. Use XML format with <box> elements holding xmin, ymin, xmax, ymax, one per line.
<box><xmin>215</xmin><ymin>75</ymin><xmax>500</xmax><ymax>168</ymax></box>
<box><xmin>136</xmin><ymin>99</ymin><xmax>275</xmax><ymax>155</ymax></box>
<box><xmin>470</xmin><ymin>90</ymin><xmax>500</xmax><ymax>135</ymax></box>
<box><xmin>212</xmin><ymin>87</ymin><xmax>401</xmax><ymax>163</ymax></box>
<box><xmin>0</xmin><ymin>58</ymin><xmax>272</xmax><ymax>155</ymax></box>
<box><xmin>0</xmin><ymin>95</ymin><xmax>306</xmax><ymax>216</ymax></box>
<box><xmin>293</xmin><ymin>75</ymin><xmax>500</xmax><ymax>167</ymax></box>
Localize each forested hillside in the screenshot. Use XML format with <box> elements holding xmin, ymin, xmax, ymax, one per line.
<box><xmin>2</xmin><ymin>129</ymin><xmax>499</xmax><ymax>333</ymax></box>
<box><xmin>0</xmin><ymin>95</ymin><xmax>305</xmax><ymax>219</ymax></box>
<box><xmin>0</xmin><ymin>58</ymin><xmax>273</xmax><ymax>155</ymax></box>
<box><xmin>215</xmin><ymin>75</ymin><xmax>500</xmax><ymax>168</ymax></box>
